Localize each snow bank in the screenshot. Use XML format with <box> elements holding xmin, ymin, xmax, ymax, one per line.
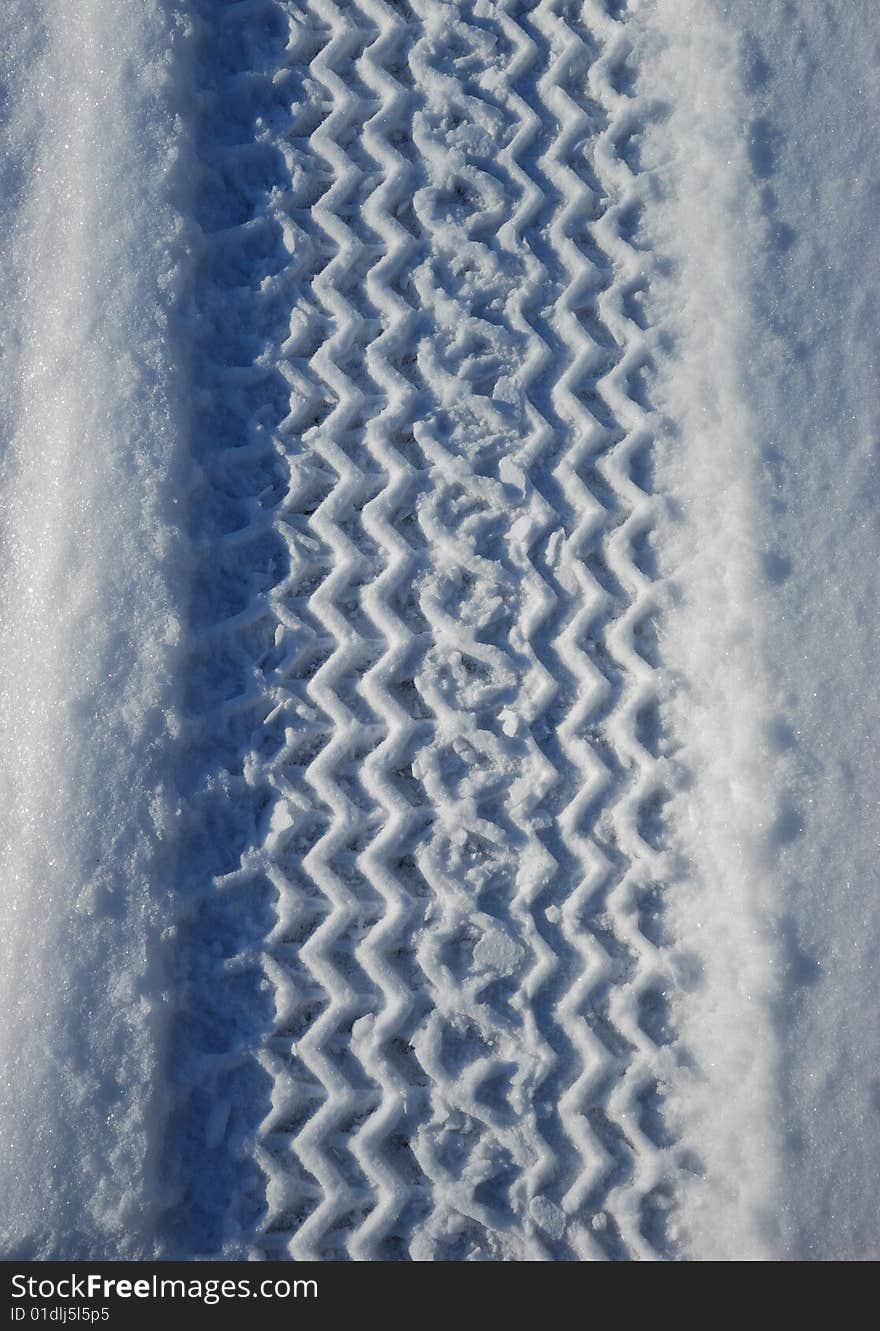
<box><xmin>635</xmin><ymin>0</ymin><xmax>880</xmax><ymax>1260</ymax></box>
<box><xmin>0</xmin><ymin>0</ymin><xmax>192</xmax><ymax>1257</ymax></box>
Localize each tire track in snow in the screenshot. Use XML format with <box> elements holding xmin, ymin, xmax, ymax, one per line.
<box><xmin>499</xmin><ymin>1</ymin><xmax>618</xmax><ymax>1257</ymax></box>
<box><xmin>172</xmin><ymin>0</ymin><xmax>677</xmax><ymax>1260</ymax></box>
<box><xmin>516</xmin><ymin>0</ymin><xmax>677</xmax><ymax>1257</ymax></box>
<box><xmin>399</xmin><ymin>0</ymin><xmax>550</xmax><ymax>1262</ymax></box>
<box><xmin>167</xmin><ymin>0</ymin><xmax>312</xmax><ymax>1254</ymax></box>
<box><xmin>278</xmin><ymin>3</ymin><xmax>389</xmax><ymax>1261</ymax></box>
<box><xmin>585</xmin><ymin>4</ymin><xmax>680</xmax><ymax>1253</ymax></box>
<box><xmin>528</xmin><ymin>0</ymin><xmax>643</xmax><ymax>1257</ymax></box>
<box><xmin>348</xmin><ymin>0</ymin><xmax>442</xmax><ymax>1262</ymax></box>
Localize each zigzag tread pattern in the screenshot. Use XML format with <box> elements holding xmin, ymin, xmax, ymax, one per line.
<box><xmin>172</xmin><ymin>0</ymin><xmax>683</xmax><ymax>1261</ymax></box>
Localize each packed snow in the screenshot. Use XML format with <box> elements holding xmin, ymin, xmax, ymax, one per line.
<box><xmin>0</xmin><ymin>0</ymin><xmax>878</xmax><ymax>1261</ymax></box>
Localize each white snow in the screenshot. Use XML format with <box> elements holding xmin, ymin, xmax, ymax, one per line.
<box><xmin>0</xmin><ymin>0</ymin><xmax>879</xmax><ymax>1262</ymax></box>
<box><xmin>0</xmin><ymin>0</ymin><xmax>192</xmax><ymax>1258</ymax></box>
<box><xmin>634</xmin><ymin>0</ymin><xmax>880</xmax><ymax>1260</ymax></box>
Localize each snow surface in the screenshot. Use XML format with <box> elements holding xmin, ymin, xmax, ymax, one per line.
<box><xmin>634</xmin><ymin>0</ymin><xmax>880</xmax><ymax>1260</ymax></box>
<box><xmin>0</xmin><ymin>0</ymin><xmax>878</xmax><ymax>1261</ymax></box>
<box><xmin>0</xmin><ymin>0</ymin><xmax>192</xmax><ymax>1258</ymax></box>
